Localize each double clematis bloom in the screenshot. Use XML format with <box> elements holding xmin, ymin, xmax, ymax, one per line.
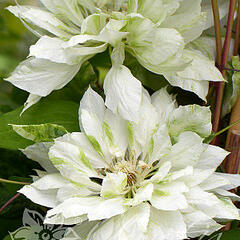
<box><xmin>18</xmin><ymin>87</ymin><xmax>240</xmax><ymax>240</ymax></box>
<box><xmin>5</xmin><ymin>0</ymin><xmax>227</xmax><ymax>120</ymax></box>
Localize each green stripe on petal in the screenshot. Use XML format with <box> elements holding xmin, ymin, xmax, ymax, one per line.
<box><xmin>102</xmin><ymin>121</ymin><xmax>114</xmax><ymax>146</ymax></box>
<box><xmin>154</xmin><ymin>189</ymin><xmax>169</xmax><ymax>197</ymax></box>
<box><xmin>127</xmin><ymin>122</ymin><xmax>134</xmax><ymax>146</ymax></box>
<box><xmin>78</xmin><ymin>148</ymin><xmax>93</xmax><ymax>170</ymax></box>
<box><xmin>87</xmin><ymin>135</ymin><xmax>105</xmax><ymax>158</ymax></box>
<box><xmin>50</xmin><ymin>156</ymin><xmax>68</xmax><ymax>166</ymax></box>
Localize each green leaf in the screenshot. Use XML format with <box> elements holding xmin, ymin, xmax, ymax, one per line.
<box><xmin>203</xmin><ymin>132</ymin><xmax>215</xmax><ymax>144</ymax></box>
<box><xmin>11</xmin><ymin>123</ymin><xmax>67</xmax><ymax>142</ymax></box>
<box><xmin>3</xmin><ymin>235</ymin><xmax>11</xmax><ymax>240</ymax></box>
<box><xmin>203</xmin><ymin>119</ymin><xmax>240</xmax><ymax>143</ymax></box>
<box><xmin>0</xmin><ymin>54</ymin><xmax>19</xmax><ymax>78</ymax></box>
<box><xmin>0</xmin><ymin>81</ymin><xmax>28</xmax><ymax>114</ymax></box>
<box><xmin>0</xmin><ymin>100</ymin><xmax>79</xmax><ymax>150</ymax></box>
<box><xmin>2</xmin><ymin>176</ymin><xmax>32</xmax><ymax>194</ymax></box>
<box><xmin>0</xmin><ymin>218</ymin><xmax>22</xmax><ymax>239</ymax></box>
<box><xmin>222</xmin><ymin>56</ymin><xmax>240</xmax><ymax>117</ymax></box>
<box><xmin>203</xmin><ymin>229</ymin><xmax>240</xmax><ymax>240</ymax></box>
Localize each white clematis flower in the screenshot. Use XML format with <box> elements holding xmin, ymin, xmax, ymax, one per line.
<box><xmin>5</xmin><ymin>0</ymin><xmax>226</xmax><ymax>119</ymax></box>
<box><xmin>18</xmin><ymin>87</ymin><xmax>240</xmax><ymax>240</ymax></box>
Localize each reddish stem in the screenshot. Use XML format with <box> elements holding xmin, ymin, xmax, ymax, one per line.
<box><xmin>223</xmin><ymin>67</ymin><xmax>240</xmax><ymax>72</ymax></box>
<box><xmin>234</xmin><ymin>1</ymin><xmax>240</xmax><ymax>55</ymax></box>
<box><xmin>211</xmin><ymin>0</ymin><xmax>223</xmax><ymax>66</ymax></box>
<box><xmin>212</xmin><ymin>0</ymin><xmax>237</xmax><ymax>145</ymax></box>
<box><xmin>0</xmin><ymin>193</ymin><xmax>21</xmax><ymax>214</ymax></box>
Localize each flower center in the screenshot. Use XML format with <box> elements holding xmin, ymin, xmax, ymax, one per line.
<box><xmin>112</xmin><ymin>151</ymin><xmax>152</xmax><ymax>187</ymax></box>
<box><xmin>114</xmin><ymin>159</ymin><xmax>138</xmax><ymax>185</ymax></box>
<box><xmin>97</xmin><ymin>1</ymin><xmax>128</xmax><ymax>14</ymax></box>
<box><xmin>127</xmin><ymin>172</ymin><xmax>137</xmax><ymax>186</ymax></box>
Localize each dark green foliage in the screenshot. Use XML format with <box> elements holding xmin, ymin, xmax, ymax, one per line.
<box><xmin>0</xmin><ymin>100</ymin><xmax>79</xmax><ymax>150</ymax></box>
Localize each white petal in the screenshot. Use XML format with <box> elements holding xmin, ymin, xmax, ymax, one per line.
<box><xmin>65</xmin><ymin>24</ymin><xmax>128</xmax><ymax>48</ymax></box>
<box><xmin>212</xmin><ymin>197</ymin><xmax>240</xmax><ymax>220</ymax></box>
<box><xmin>149</xmin><ymin>161</ymin><xmax>171</xmax><ymax>183</ymax></box>
<box><xmin>183</xmin><ymin>211</ymin><xmax>222</xmax><ymax>238</ymax></box>
<box><xmin>213</xmin><ymin>188</ymin><xmax>240</xmax><ymax>201</ymax></box>
<box><xmin>45</xmin><ymin>197</ymin><xmax>128</xmax><ymax>224</ymax></box>
<box><xmin>81</xmin><ymin>14</ymin><xmax>108</xmax><ymax>35</ymax></box>
<box><xmin>164</xmin><ymin>49</ymin><xmax>224</xmax><ymax>100</ymax></box>
<box><xmin>149</xmin><ymin>124</ymin><xmax>171</xmax><ymax>164</ymax></box>
<box><xmin>40</xmin><ymin>0</ymin><xmax>86</xmax><ymax>27</ymax></box>
<box><xmin>5</xmin><ymin>57</ymin><xmax>80</xmax><ymax>97</ymax></box>
<box><xmin>22</xmin><ymin>208</ymin><xmax>44</xmax><ymax>226</ymax></box>
<box><xmin>80</xmin><ymin>109</ymin><xmax>111</xmax><ymax>162</ymax></box>
<box><xmin>30</xmin><ymin>36</ymin><xmax>108</xmax><ymax>65</ymax></box>
<box><xmin>167</xmin><ymin>77</ymin><xmax>209</xmax><ymax>101</ymax></box>
<box><xmin>196</xmin><ymin>144</ymin><xmax>230</xmax><ymax>169</ymax></box>
<box><xmin>168</xmin><ymin>105</ymin><xmax>212</xmax><ymax>141</ymax></box>
<box><xmin>63</xmin><ymin>34</ymin><xmax>105</xmax><ymax>47</ymax></box>
<box><xmin>179</xmin><ymin>49</ymin><xmax>225</xmax><ymax>82</ymax></box>
<box><xmin>181</xmin><ymin>168</ymin><xmax>214</xmax><ymax>187</ymax></box>
<box><xmin>19</xmin><ymin>185</ymin><xmax>58</xmax><ymax>208</ymax></box>
<box><xmin>215</xmin><ymin>173</ymin><xmax>240</xmax><ymax>190</ymax></box>
<box><xmin>199</xmin><ymin>173</ymin><xmax>231</xmax><ymax>191</ymax></box>
<box><xmin>111</xmin><ymin>43</ymin><xmax>125</xmax><ymax>66</ymax></box>
<box><xmin>185</xmin><ymin>187</ymin><xmax>218</xmax><ymax>208</ymax></box>
<box><xmin>104</xmin><ymin>65</ymin><xmax>142</xmax><ymax>122</ymax></box>
<box><xmin>166</xmin><ymin>166</ymin><xmax>193</xmax><ymax>182</ymax></box>
<box><xmin>32</xmin><ymin>173</ymin><xmax>68</xmax><ymax>190</ymax></box>
<box><xmin>103</xmin><ymin>109</ymin><xmax>129</xmax><ymax>158</ymax></box>
<box><xmin>187</xmin><ymin>36</ymin><xmax>216</xmax><ymax>60</ymax></box>
<box><xmin>49</xmin><ymin>132</ymin><xmax>104</xmax><ymax>174</ymax></box>
<box><xmin>131</xmin><ymin>183</ymin><xmax>154</xmax><ymax>206</ymax></box>
<box><xmin>147</xmin><ymin>207</ymin><xmax>187</xmax><ymax>240</ymax></box>
<box><xmin>161</xmin><ymin>0</ymin><xmax>206</xmax><ymax>43</ymax></box>
<box><xmin>151</xmin><ymin>87</ymin><xmax>177</xmax><ymax>121</ymax></box>
<box><xmin>21</xmin><ymin>94</ymin><xmax>41</xmax><ymax>114</ymax></box>
<box><xmin>56</xmin><ymin>183</ymin><xmax>93</xmax><ymax>202</ymax></box>
<box><xmin>163</xmin><ymin>132</ymin><xmax>204</xmax><ymax>169</ymax></box>
<box><xmin>156</xmin><ymin>181</ymin><xmax>189</xmax><ymax>195</ymax></box>
<box><xmin>80</xmin><ymin>88</ymin><xmax>128</xmax><ymax>159</ymax></box>
<box><xmin>101</xmin><ymin>172</ymin><xmax>127</xmax><ymax>197</ymax></box>
<box><xmin>87</xmin><ymin>203</ymin><xmax>150</xmax><ymax>240</ymax></box>
<box><xmin>126</xmin><ymin>15</ymin><xmax>185</xmax><ymax>74</ymax></box>
<box><xmin>185</xmin><ymin>187</ymin><xmax>240</xmax><ymax>220</ymax></box>
<box><xmin>100</xmin><ymin>20</ymin><xmax>128</xmax><ymax>46</ymax></box>
<box><xmin>151</xmin><ymin>182</ymin><xmax>189</xmax><ymax>211</ymax></box>
<box><xmin>135</xmin><ymin>0</ymin><xmax>180</xmax><ymax>25</ymax></box>
<box><xmin>79</xmin><ymin>86</ymin><xmax>105</xmax><ymax>123</ymax></box>
<box><xmin>88</xmin><ymin>197</ymin><xmax>128</xmax><ymax>221</ymax></box>
<box><xmin>21</xmin><ymin>142</ymin><xmax>56</xmax><ymax>173</ymax></box>
<box><xmin>7</xmin><ymin>5</ymin><xmax>78</xmax><ymax>38</ymax></box>
<box><xmin>129</xmin><ymin>89</ymin><xmax>160</xmax><ymax>160</ymax></box>
<box><xmin>55</xmin><ymin>165</ymin><xmax>101</xmax><ymax>192</ymax></box>
<box><xmin>152</xmin><ymin>193</ymin><xmax>188</xmax><ymax>211</ymax></box>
